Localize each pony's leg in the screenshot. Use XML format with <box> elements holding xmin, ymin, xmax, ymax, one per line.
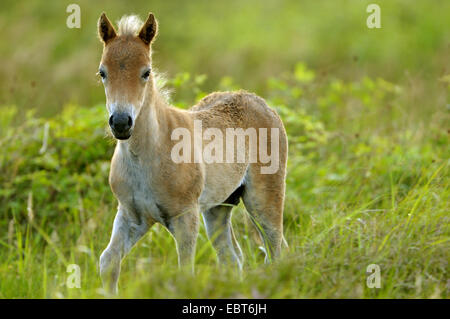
<box><xmin>241</xmin><ymin>166</ymin><xmax>286</xmax><ymax>263</ymax></box>
<box><xmin>202</xmin><ymin>205</ymin><xmax>243</xmax><ymax>270</ymax></box>
<box><xmin>99</xmin><ymin>209</ymin><xmax>151</xmax><ymax>294</ymax></box>
<box><xmin>167</xmin><ymin>208</ymin><xmax>199</xmax><ymax>272</ymax></box>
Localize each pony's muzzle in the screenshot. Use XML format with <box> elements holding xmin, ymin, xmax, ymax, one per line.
<box><xmin>109</xmin><ymin>112</ymin><xmax>133</xmax><ymax>140</ymax></box>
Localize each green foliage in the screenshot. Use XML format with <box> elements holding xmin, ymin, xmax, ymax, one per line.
<box><xmin>0</xmin><ymin>65</ymin><xmax>448</xmax><ymax>298</ymax></box>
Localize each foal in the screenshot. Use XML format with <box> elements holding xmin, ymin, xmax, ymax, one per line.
<box><xmin>97</xmin><ymin>13</ymin><xmax>288</xmax><ymax>293</ymax></box>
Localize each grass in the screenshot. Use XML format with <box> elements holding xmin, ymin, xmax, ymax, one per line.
<box><xmin>0</xmin><ymin>0</ymin><xmax>448</xmax><ymax>298</ymax></box>
<box><xmin>0</xmin><ymin>66</ymin><xmax>448</xmax><ymax>298</ymax></box>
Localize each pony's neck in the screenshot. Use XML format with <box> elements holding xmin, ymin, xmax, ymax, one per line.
<box><xmin>121</xmin><ymin>81</ymin><xmax>168</xmax><ymax>157</ymax></box>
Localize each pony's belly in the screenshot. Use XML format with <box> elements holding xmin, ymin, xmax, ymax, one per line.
<box><xmin>198</xmin><ymin>163</ymin><xmax>248</xmax><ymax>212</ymax></box>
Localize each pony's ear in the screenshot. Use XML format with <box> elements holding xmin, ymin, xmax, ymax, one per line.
<box><xmin>98</xmin><ymin>13</ymin><xmax>117</xmax><ymax>44</ymax></box>
<box><xmin>138</xmin><ymin>13</ymin><xmax>158</xmax><ymax>45</ymax></box>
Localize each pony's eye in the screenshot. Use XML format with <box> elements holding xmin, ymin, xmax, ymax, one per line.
<box><xmin>142</xmin><ymin>69</ymin><xmax>150</xmax><ymax>81</ymax></box>
<box><xmin>98</xmin><ymin>70</ymin><xmax>106</xmax><ymax>79</ymax></box>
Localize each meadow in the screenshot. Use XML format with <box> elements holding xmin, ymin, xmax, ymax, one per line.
<box><xmin>0</xmin><ymin>0</ymin><xmax>448</xmax><ymax>298</ymax></box>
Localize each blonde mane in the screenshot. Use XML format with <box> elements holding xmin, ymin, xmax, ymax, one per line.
<box><xmin>117</xmin><ymin>15</ymin><xmax>143</xmax><ymax>36</ymax></box>
<box><xmin>153</xmin><ymin>71</ymin><xmax>172</xmax><ymax>103</ymax></box>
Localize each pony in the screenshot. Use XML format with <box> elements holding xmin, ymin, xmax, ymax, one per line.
<box><xmin>97</xmin><ymin>12</ymin><xmax>288</xmax><ymax>293</ymax></box>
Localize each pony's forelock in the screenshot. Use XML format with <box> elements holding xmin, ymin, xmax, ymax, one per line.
<box><xmin>117</xmin><ymin>15</ymin><xmax>143</xmax><ymax>36</ymax></box>
<box><xmin>114</xmin><ymin>15</ymin><xmax>170</xmax><ymax>102</ymax></box>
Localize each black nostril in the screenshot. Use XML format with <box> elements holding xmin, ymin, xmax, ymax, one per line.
<box><xmin>110</xmin><ymin>113</ymin><xmax>132</xmax><ymax>134</ymax></box>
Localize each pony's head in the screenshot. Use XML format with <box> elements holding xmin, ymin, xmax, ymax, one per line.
<box><xmin>98</xmin><ymin>13</ymin><xmax>158</xmax><ymax>140</ymax></box>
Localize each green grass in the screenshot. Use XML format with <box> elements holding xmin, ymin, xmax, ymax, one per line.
<box><xmin>0</xmin><ymin>0</ymin><xmax>449</xmax><ymax>298</ymax></box>
<box><xmin>0</xmin><ymin>65</ymin><xmax>448</xmax><ymax>298</ymax></box>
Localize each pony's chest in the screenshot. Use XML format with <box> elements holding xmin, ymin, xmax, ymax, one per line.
<box><xmin>110</xmin><ymin>155</ymin><xmax>158</xmax><ymax>220</ymax></box>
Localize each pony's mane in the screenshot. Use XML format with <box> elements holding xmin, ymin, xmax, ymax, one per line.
<box><xmin>117</xmin><ymin>15</ymin><xmax>143</xmax><ymax>36</ymax></box>
<box><xmin>153</xmin><ymin>71</ymin><xmax>172</xmax><ymax>104</ymax></box>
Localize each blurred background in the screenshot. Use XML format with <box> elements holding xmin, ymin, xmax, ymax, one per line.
<box><xmin>0</xmin><ymin>0</ymin><xmax>448</xmax><ymax>115</ymax></box>
<box><xmin>0</xmin><ymin>0</ymin><xmax>448</xmax><ymax>298</ymax></box>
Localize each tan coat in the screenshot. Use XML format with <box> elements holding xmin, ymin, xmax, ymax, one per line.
<box><xmin>97</xmin><ymin>13</ymin><xmax>287</xmax><ymax>293</ymax></box>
